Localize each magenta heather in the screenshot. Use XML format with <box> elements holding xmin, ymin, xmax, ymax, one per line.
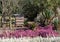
<box><xmin>0</xmin><ymin>25</ymin><xmax>59</xmax><ymax>38</ymax></box>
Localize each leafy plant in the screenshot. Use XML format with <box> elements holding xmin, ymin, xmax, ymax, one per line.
<box><xmin>24</xmin><ymin>19</ymin><xmax>28</xmax><ymax>27</ymax></box>
<box><xmin>53</xmin><ymin>17</ymin><xmax>59</xmax><ymax>30</ymax></box>
<box><xmin>37</xmin><ymin>8</ymin><xmax>54</xmax><ymax>26</ymax></box>
<box><xmin>29</xmin><ymin>23</ymin><xmax>36</xmax><ymax>30</ymax></box>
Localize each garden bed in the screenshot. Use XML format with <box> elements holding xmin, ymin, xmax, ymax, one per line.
<box><xmin>0</xmin><ymin>25</ymin><xmax>59</xmax><ymax>38</ymax></box>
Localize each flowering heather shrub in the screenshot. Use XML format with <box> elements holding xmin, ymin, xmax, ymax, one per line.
<box><xmin>0</xmin><ymin>25</ymin><xmax>59</xmax><ymax>38</ymax></box>
<box><xmin>34</xmin><ymin>25</ymin><xmax>60</xmax><ymax>37</ymax></box>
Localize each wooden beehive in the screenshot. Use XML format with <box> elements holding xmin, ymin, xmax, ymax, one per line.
<box><xmin>16</xmin><ymin>17</ymin><xmax>24</xmax><ymax>27</ymax></box>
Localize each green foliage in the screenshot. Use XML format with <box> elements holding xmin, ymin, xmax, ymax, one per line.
<box><xmin>33</xmin><ymin>0</ymin><xmax>60</xmax><ymax>27</ymax></box>
<box><xmin>22</xmin><ymin>1</ymin><xmax>39</xmax><ymax>21</ymax></box>
<box><xmin>24</xmin><ymin>20</ymin><xmax>28</xmax><ymax>27</ymax></box>
<box><xmin>0</xmin><ymin>1</ymin><xmax>2</xmax><ymax>15</ymax></box>
<box><xmin>29</xmin><ymin>23</ymin><xmax>36</xmax><ymax>30</ymax></box>
<box><xmin>53</xmin><ymin>17</ymin><xmax>59</xmax><ymax>30</ymax></box>
<box><xmin>43</xmin><ymin>9</ymin><xmax>53</xmax><ymax>19</ymax></box>
<box><xmin>22</xmin><ymin>0</ymin><xmax>60</xmax><ymax>28</ymax></box>
<box><xmin>0</xmin><ymin>0</ymin><xmax>60</xmax><ymax>29</ymax></box>
<box><xmin>36</xmin><ymin>9</ymin><xmax>54</xmax><ymax>26</ymax></box>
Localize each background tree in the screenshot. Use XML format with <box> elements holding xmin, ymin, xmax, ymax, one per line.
<box><xmin>0</xmin><ymin>0</ymin><xmax>2</xmax><ymax>15</ymax></box>
<box><xmin>22</xmin><ymin>1</ymin><xmax>39</xmax><ymax>21</ymax></box>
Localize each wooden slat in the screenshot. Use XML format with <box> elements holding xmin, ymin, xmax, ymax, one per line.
<box><xmin>16</xmin><ymin>17</ymin><xmax>24</xmax><ymax>28</ymax></box>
